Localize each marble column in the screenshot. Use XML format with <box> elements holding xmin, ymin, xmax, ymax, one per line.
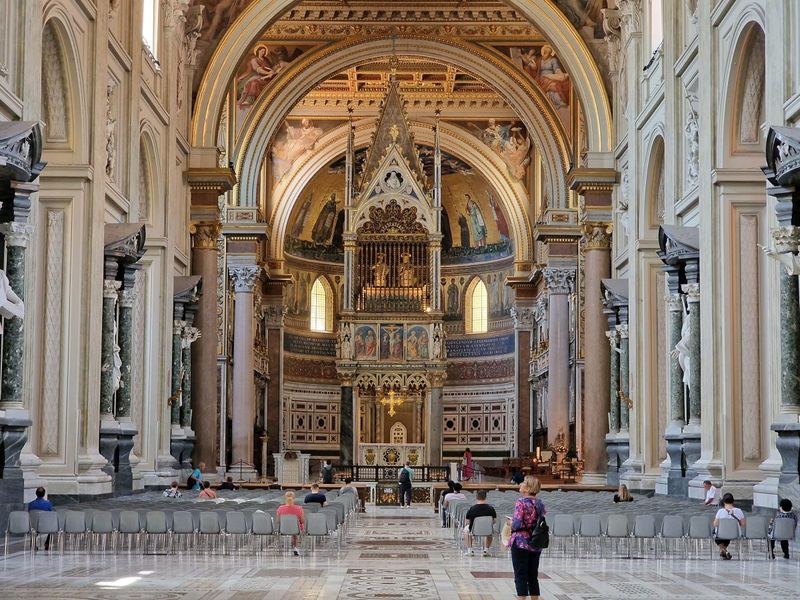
<box><xmin>181</xmin><ymin>327</ymin><xmax>197</xmax><ymax>428</ymax></box>
<box><xmin>339</xmin><ymin>377</ymin><xmax>354</xmax><ymax>464</ymax></box>
<box><xmin>582</xmin><ymin>227</ymin><xmax>612</xmax><ymax>478</ymax></box>
<box><xmin>190</xmin><ymin>222</ymin><xmax>220</xmax><ymax>470</ymax></box>
<box><xmin>607</xmin><ymin>330</ymin><xmax>620</xmax><ymax>433</ymax></box>
<box><xmin>773</xmin><ymin>227</ymin><xmax>800</xmax><ymax>411</ymax></box>
<box><xmin>428</xmin><ymin>376</ymin><xmax>445</xmax><ymax>464</ymax></box>
<box><xmin>229</xmin><ymin>265</ymin><xmax>260</xmax><ymax>477</ymax></box>
<box><xmin>113</xmin><ymin>285</ymin><xmax>137</xmax><ymax>494</ymax></box>
<box><xmin>664</xmin><ymin>292</ymin><xmax>687</xmax><ymax>492</ymax></box>
<box><xmin>99</xmin><ymin>280</ymin><xmax>121</xmax><ymax>419</ymax></box>
<box><xmin>544</xmin><ymin>268</ymin><xmax>574</xmax><ymax>447</ymax></box>
<box><xmin>618</xmin><ymin>324</ymin><xmax>630</xmax><ymax>432</ymax></box>
<box><xmin>682</xmin><ymin>282</ymin><xmax>702</xmax><ymax>477</ymax></box>
<box><xmin>170</xmin><ymin>320</ymin><xmax>185</xmax><ymax>427</ymax></box>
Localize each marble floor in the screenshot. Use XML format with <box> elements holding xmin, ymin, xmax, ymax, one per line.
<box><xmin>1</xmin><ymin>505</ymin><xmax>799</xmax><ymax>599</ymax></box>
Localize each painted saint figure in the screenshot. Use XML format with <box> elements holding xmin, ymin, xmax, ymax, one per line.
<box><xmin>447</xmin><ymin>279</ymin><xmax>460</xmax><ymax>315</ymax></box>
<box><xmin>465</xmin><ymin>194</ymin><xmax>487</xmax><ymax>248</ymax></box>
<box><xmin>457</xmin><ymin>214</ymin><xmax>471</xmax><ymax>249</ymax></box>
<box><xmin>311</xmin><ymin>193</ymin><xmax>338</xmax><ymax>245</ymax></box>
<box><xmin>488</xmin><ymin>192</ymin><xmax>510</xmax><ymax>241</ymax></box>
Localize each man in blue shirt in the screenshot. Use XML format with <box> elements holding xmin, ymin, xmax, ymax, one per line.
<box><xmin>28</xmin><ymin>487</ymin><xmax>54</xmax><ymax>550</ymax></box>
<box><xmin>304</xmin><ymin>483</ymin><xmax>327</xmax><ymax>506</ymax></box>
<box><xmin>28</xmin><ymin>486</ymin><xmax>53</xmax><ymax>512</ymax></box>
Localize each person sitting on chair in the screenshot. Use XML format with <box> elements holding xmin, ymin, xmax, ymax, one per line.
<box><xmin>463</xmin><ymin>490</ymin><xmax>497</xmax><ymax>556</ymax></box>
<box><xmin>304</xmin><ymin>483</ymin><xmax>327</xmax><ymax>507</ymax></box>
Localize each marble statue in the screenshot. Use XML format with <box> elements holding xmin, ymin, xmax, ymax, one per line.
<box><xmin>111</xmin><ymin>319</ymin><xmax>123</xmax><ymax>393</ymax></box>
<box><xmin>672</xmin><ymin>304</ymin><xmax>691</xmax><ymax>386</ymax></box>
<box><xmin>398</xmin><ymin>252</ymin><xmax>416</xmax><ymax>287</ymax></box>
<box><xmin>758</xmin><ymin>244</ymin><xmax>800</xmax><ymax>275</ymax></box>
<box><xmin>432</xmin><ymin>322</ymin><xmax>446</xmax><ymax>360</ymax></box>
<box><xmin>0</xmin><ymin>269</ymin><xmax>24</xmax><ymax>335</ymax></box>
<box><xmin>338</xmin><ymin>322</ymin><xmax>353</xmax><ymax>360</ymax></box>
<box><xmin>685</xmin><ymin>110</ymin><xmax>699</xmax><ymax>187</ymax></box>
<box><xmin>372</xmin><ymin>252</ymin><xmax>389</xmax><ymax>287</ymax></box>
<box><xmin>181</xmin><ymin>326</ymin><xmax>201</xmax><ymax>348</ymax></box>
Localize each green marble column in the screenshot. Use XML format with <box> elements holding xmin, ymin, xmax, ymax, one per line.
<box><xmin>618</xmin><ymin>324</ymin><xmax>630</xmax><ymax>432</ymax></box>
<box><xmin>171</xmin><ymin>320</ymin><xmax>184</xmax><ymax>425</ymax></box>
<box><xmin>100</xmin><ymin>280</ymin><xmax>121</xmax><ymax>417</ymax></box>
<box><xmin>683</xmin><ymin>284</ymin><xmax>701</xmax><ymax>425</ymax></box>
<box><xmin>779</xmin><ymin>269</ymin><xmax>800</xmax><ymax>409</ymax></box>
<box><xmin>667</xmin><ymin>294</ymin><xmax>686</xmax><ymax>426</ymax></box>
<box><xmin>180</xmin><ymin>327</ymin><xmax>197</xmax><ymax>427</ymax></box>
<box><xmin>0</xmin><ymin>224</ymin><xmax>30</xmax><ymax>407</ymax></box>
<box><xmin>115</xmin><ymin>289</ymin><xmax>134</xmax><ymax>419</ymax></box>
<box><xmin>607</xmin><ymin>330</ymin><xmax>619</xmax><ymax>433</ymax></box>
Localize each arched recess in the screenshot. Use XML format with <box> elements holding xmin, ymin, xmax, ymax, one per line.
<box><xmin>40</xmin><ymin>13</ymin><xmax>85</xmax><ymax>157</ymax></box>
<box><xmin>138</xmin><ymin>128</ymin><xmax>160</xmax><ymax>223</ymax></box>
<box><xmin>270</xmin><ymin>121</ymin><xmax>534</xmax><ymax>266</ymax></box>
<box><xmin>191</xmin><ymin>0</ymin><xmax>612</xmax><ymax>155</ymax></box>
<box><xmin>644</xmin><ymin>135</ymin><xmax>665</xmax><ymax>229</ymax></box>
<box><xmin>464</xmin><ymin>277</ymin><xmax>489</xmax><ymax>335</ymax></box>
<box><xmin>722</xmin><ymin>17</ymin><xmax>766</xmax><ymax>162</ymax></box>
<box><xmin>235</xmin><ymin>37</ymin><xmax>571</xmax><ymax>210</ymax></box>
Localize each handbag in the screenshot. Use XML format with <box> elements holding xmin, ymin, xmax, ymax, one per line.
<box><xmin>501</xmin><ymin>519</ymin><xmax>513</xmax><ymax>547</ymax></box>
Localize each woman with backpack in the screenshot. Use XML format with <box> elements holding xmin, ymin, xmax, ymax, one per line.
<box><xmin>508</xmin><ymin>475</ymin><xmax>546</xmax><ymax>600</ymax></box>
<box><xmin>398</xmin><ymin>461</ymin><xmax>413</xmax><ymax>508</ymax></box>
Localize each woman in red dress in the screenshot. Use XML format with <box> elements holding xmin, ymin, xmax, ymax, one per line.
<box><xmin>463</xmin><ymin>447</ymin><xmax>474</xmax><ymax>481</ymax></box>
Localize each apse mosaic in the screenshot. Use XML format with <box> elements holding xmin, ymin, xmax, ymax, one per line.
<box><xmin>284</xmin><ymin>151</ymin><xmax>513</xmax><ymax>264</ymax></box>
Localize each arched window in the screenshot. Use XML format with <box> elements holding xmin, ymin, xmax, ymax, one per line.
<box><xmin>142</xmin><ymin>0</ymin><xmax>159</xmax><ymax>59</ymax></box>
<box><xmin>465</xmin><ymin>278</ymin><xmax>488</xmax><ymax>334</ymax></box>
<box><xmin>309</xmin><ymin>277</ymin><xmax>333</xmax><ymax>332</ymax></box>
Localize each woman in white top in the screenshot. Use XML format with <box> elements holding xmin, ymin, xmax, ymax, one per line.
<box><xmin>712</xmin><ymin>492</ymin><xmax>746</xmax><ymax>560</ymax></box>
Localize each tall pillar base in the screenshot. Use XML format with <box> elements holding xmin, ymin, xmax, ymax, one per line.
<box><xmin>605</xmin><ymin>434</ymin><xmax>620</xmax><ymax>486</ymax></box>
<box><xmin>114</xmin><ymin>424</ymin><xmax>136</xmax><ymax>496</ymax></box>
<box><xmin>183</xmin><ymin>430</ymin><xmax>196</xmax><ymax>470</ymax></box>
<box><xmin>0</xmin><ymin>411</ymin><xmax>32</xmax><ymax>532</ymax></box>
<box><xmin>170</xmin><ymin>427</ymin><xmax>188</xmax><ymax>471</ymax></box>
<box><xmin>682</xmin><ymin>431</ymin><xmax>702</xmax><ymax>481</ymax></box>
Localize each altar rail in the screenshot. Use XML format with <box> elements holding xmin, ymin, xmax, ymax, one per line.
<box><xmin>334</xmin><ymin>465</ymin><xmax>449</xmax><ymax>482</ymax></box>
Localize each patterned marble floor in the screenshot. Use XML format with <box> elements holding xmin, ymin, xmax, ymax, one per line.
<box><xmin>1</xmin><ymin>506</ymin><xmax>799</xmax><ymax>599</ymax></box>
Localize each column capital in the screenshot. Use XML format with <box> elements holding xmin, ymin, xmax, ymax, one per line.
<box><xmin>682</xmin><ymin>283</ymin><xmax>700</xmax><ymax>303</ymax></box>
<box><xmin>228</xmin><ymin>265</ymin><xmax>260</xmax><ymax>293</ymax></box>
<box><xmin>511</xmin><ymin>304</ymin><xmax>535</xmax><ymax>329</ymax></box>
<box><xmin>119</xmin><ymin>288</ymin><xmax>136</xmax><ymax>308</ymax></box>
<box><xmin>666</xmin><ymin>294</ymin><xmax>683</xmax><ymax>312</ymax></box>
<box><xmin>103</xmin><ymin>279</ymin><xmax>121</xmax><ymax>299</ymax></box>
<box><xmin>582</xmin><ymin>223</ymin><xmax>613</xmax><ymax>250</ymax></box>
<box><xmin>606</xmin><ymin>329</ymin><xmax>619</xmax><ymax>347</ymax></box>
<box><xmin>543</xmin><ymin>267</ymin><xmax>575</xmax><ymax>295</ymax></box>
<box><xmin>0</xmin><ymin>222</ymin><xmax>33</xmax><ymax>247</ymax></box>
<box><xmin>772</xmin><ymin>225</ymin><xmax>800</xmax><ymax>254</ymax></box>
<box><xmin>428</xmin><ymin>371</ymin><xmax>447</xmax><ymax>388</ymax></box>
<box><xmin>263</xmin><ymin>302</ymin><xmax>286</xmax><ymax>328</ymax></box>
<box><xmin>616</xmin><ymin>323</ymin><xmax>629</xmax><ymax>339</ymax></box>
<box><xmin>191</xmin><ymin>221</ymin><xmax>221</xmax><ymax>250</ymax></box>
<box><xmin>173</xmin><ymin>319</ymin><xmax>187</xmax><ymax>335</ymax></box>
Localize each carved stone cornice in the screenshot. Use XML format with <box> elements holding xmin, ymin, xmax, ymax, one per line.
<box><xmin>174</xmin><ymin>275</ymin><xmax>202</xmax><ymax>304</ymax></box>
<box><xmin>229</xmin><ymin>266</ymin><xmax>260</xmax><ymax>293</ymax></box>
<box><xmin>765</xmin><ymin>127</ymin><xmax>800</xmax><ymax>188</ymax></box>
<box><xmin>617</xmin><ymin>0</ymin><xmax>642</xmax><ymax>40</ymax></box>
<box><xmin>682</xmin><ymin>283</ymin><xmax>700</xmax><ymax>303</ymax></box>
<box><xmin>187</xmin><ymin>167</ymin><xmax>237</xmax><ymax>194</ymax></box>
<box><xmin>601</xmin><ymin>8</ymin><xmax>622</xmax><ymax>75</ymax></box>
<box><xmin>104</xmin><ymin>223</ymin><xmax>146</xmax><ymax>264</ymax></box>
<box><xmin>543</xmin><ymin>268</ymin><xmax>575</xmax><ymax>295</ymax></box>
<box><xmin>191</xmin><ymin>221</ymin><xmax>221</xmax><ymax>250</ymax></box>
<box><xmin>0</xmin><ymin>122</ymin><xmax>46</xmax><ymax>183</ymax></box>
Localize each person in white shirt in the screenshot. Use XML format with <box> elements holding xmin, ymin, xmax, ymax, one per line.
<box><xmin>703</xmin><ymin>480</ymin><xmax>720</xmax><ymax>506</ymax></box>
<box><xmin>712</xmin><ymin>493</ymin><xmax>746</xmax><ymax>560</ymax></box>
<box><xmin>443</xmin><ymin>482</ymin><xmax>467</xmax><ymax>516</ymax></box>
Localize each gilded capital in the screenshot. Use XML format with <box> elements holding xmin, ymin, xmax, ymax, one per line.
<box><xmin>191</xmin><ymin>221</ymin><xmax>221</xmax><ymax>250</ymax></box>
<box><xmin>583</xmin><ymin>224</ymin><xmax>612</xmax><ymax>250</ymax></box>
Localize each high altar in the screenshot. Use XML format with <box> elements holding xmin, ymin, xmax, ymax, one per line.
<box><xmin>335</xmin><ymin>76</ymin><xmax>447</xmax><ymax>466</ymax></box>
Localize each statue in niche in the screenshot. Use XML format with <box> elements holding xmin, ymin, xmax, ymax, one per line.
<box><xmin>432</xmin><ymin>322</ymin><xmax>446</xmax><ymax>360</ymax></box>
<box><xmin>672</xmin><ymin>303</ymin><xmax>691</xmax><ymax>387</ymax></box>
<box><xmin>685</xmin><ymin>110</ymin><xmax>700</xmax><ymax>187</ymax></box>
<box><xmin>111</xmin><ymin>319</ymin><xmax>123</xmax><ymax>393</ymax></box>
<box><xmin>0</xmin><ymin>269</ymin><xmax>24</xmax><ymax>335</ymax></box>
<box><xmin>372</xmin><ymin>253</ymin><xmax>389</xmax><ymax>287</ymax></box>
<box><xmin>398</xmin><ymin>252</ymin><xmax>416</xmax><ymax>287</ymax></box>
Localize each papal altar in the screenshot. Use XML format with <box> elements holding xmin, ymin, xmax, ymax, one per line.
<box><xmin>358</xmin><ymin>443</ymin><xmax>425</xmax><ymax>466</ymax></box>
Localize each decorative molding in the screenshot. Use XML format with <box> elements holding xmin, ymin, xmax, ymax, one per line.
<box><xmin>543</xmin><ymin>267</ymin><xmax>575</xmax><ymax>295</ymax></box>
<box><xmin>0</xmin><ymin>122</ymin><xmax>46</xmax><ymax>182</ymax></box>
<box><xmin>617</xmin><ymin>0</ymin><xmax>642</xmax><ymax>40</ymax></box>
<box><xmin>228</xmin><ymin>265</ymin><xmax>260</xmax><ymax>293</ymax></box>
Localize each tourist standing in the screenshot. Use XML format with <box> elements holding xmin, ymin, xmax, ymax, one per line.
<box><xmin>399</xmin><ymin>461</ymin><xmax>414</xmax><ymax>508</ymax></box>
<box><xmin>321</xmin><ymin>460</ymin><xmax>335</xmax><ymax>484</ymax></box>
<box><xmin>508</xmin><ymin>476</ymin><xmax>545</xmax><ymax>600</ymax></box>
<box><xmin>462</xmin><ymin>447</ymin><xmax>474</xmax><ymax>481</ymax></box>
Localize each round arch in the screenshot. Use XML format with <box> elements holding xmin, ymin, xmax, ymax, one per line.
<box><xmin>235</xmin><ymin>36</ymin><xmax>570</xmax><ymax>210</ymax></box>
<box><xmin>191</xmin><ymin>0</ymin><xmax>612</xmax><ymax>155</ymax></box>
<box><xmin>270</xmin><ymin>121</ymin><xmax>534</xmax><ymax>266</ymax></box>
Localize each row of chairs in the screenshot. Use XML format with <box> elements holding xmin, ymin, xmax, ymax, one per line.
<box><xmin>5</xmin><ymin>494</ymin><xmax>357</xmax><ymax>556</ymax></box>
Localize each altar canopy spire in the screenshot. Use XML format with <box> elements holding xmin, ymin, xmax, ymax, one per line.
<box><xmin>358</xmin><ymin>76</ymin><xmax>427</xmax><ymax>193</ymax></box>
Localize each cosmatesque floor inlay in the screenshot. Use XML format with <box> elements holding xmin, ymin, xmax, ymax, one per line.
<box><xmin>1</xmin><ymin>502</ymin><xmax>799</xmax><ymax>599</ymax></box>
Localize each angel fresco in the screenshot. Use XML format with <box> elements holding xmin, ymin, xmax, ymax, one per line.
<box><xmin>271</xmin><ymin>119</ymin><xmax>324</xmax><ymax>182</ymax></box>
<box><xmin>469</xmin><ymin>119</ymin><xmax>531</xmax><ymax>181</ymax></box>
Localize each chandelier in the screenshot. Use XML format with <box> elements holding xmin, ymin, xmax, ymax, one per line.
<box><xmin>379</xmin><ymin>389</ymin><xmax>405</xmax><ymax>417</ymax></box>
